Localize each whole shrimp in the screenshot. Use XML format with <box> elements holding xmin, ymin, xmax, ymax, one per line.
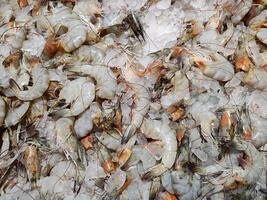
<box><xmin>122</xmin><ymin>65</ymin><xmax>150</xmax><ymax>143</ymax></box>
<box><xmin>55</xmin><ymin>117</ymin><xmax>86</xmax><ymax>167</ymax></box>
<box><xmin>52</xmin><ymin>77</ymin><xmax>95</xmax><ymax>117</ymax></box>
<box><xmin>190</xmin><ymin>48</ymin><xmax>234</xmax><ymax>81</ymax></box>
<box><xmin>37</xmin><ymin>2</ymin><xmax>87</xmax><ymax>52</ymax></box>
<box><xmin>0</xmin><ymin>96</ymin><xmax>6</xmax><ymax>127</ymax></box>
<box><xmin>68</xmin><ymin>65</ymin><xmax>117</xmax><ymax>100</ymax></box>
<box><xmin>9</xmin><ymin>63</ymin><xmax>50</xmax><ymax>101</ymax></box>
<box><xmin>140</xmin><ymin>118</ymin><xmax>177</xmax><ymax>179</ymax></box>
<box><xmin>242</xmin><ymin>68</ymin><xmax>267</xmax><ymax>91</ymax></box>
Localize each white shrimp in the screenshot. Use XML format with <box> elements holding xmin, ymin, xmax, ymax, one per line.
<box><xmin>161</xmin><ymin>170</ymin><xmax>201</xmax><ymax>200</ymax></box>
<box><xmin>68</xmin><ymin>65</ymin><xmax>117</xmax><ymax>100</ymax></box>
<box><xmin>37</xmin><ymin>3</ymin><xmax>87</xmax><ymax>52</ymax></box>
<box><xmin>9</xmin><ymin>64</ymin><xmax>50</xmax><ymax>101</ymax></box>
<box><xmin>249</xmin><ymin>112</ymin><xmax>267</xmax><ymax>148</ymax></box>
<box><xmin>245</xmin><ymin>39</ymin><xmax>267</xmax><ymax>67</ymax></box>
<box><xmin>74</xmin><ymin>102</ymin><xmax>102</xmax><ymax>138</ymax></box>
<box><xmin>5</xmin><ymin>102</ymin><xmax>30</xmax><ymax>127</ymax></box>
<box><xmin>95</xmin><ymin>131</ymin><xmax>122</xmax><ymax>151</ymax></box>
<box><xmin>122</xmin><ymin>66</ymin><xmax>150</xmax><ymax>143</ymax></box>
<box><xmin>140</xmin><ymin>118</ymin><xmax>177</xmax><ymax>179</ymax></box>
<box><xmin>55</xmin><ymin>118</ymin><xmax>86</xmax><ymax>167</ymax></box>
<box><xmin>242</xmin><ymin>68</ymin><xmax>267</xmax><ymax>91</ymax></box>
<box><xmin>160</xmin><ymin>70</ymin><xmax>190</xmax><ymax>108</ymax></box>
<box><xmin>53</xmin><ymin>77</ymin><xmax>95</xmax><ymax>117</ymax></box>
<box><xmin>190</xmin><ymin>48</ymin><xmax>235</xmax><ymax>81</ymax></box>
<box><xmin>0</xmin><ymin>96</ymin><xmax>6</xmax><ymax>127</ymax></box>
<box><xmin>74</xmin><ymin>45</ymin><xmax>106</xmax><ymax>64</ymax></box>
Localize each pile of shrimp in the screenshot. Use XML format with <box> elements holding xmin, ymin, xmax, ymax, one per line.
<box><xmin>0</xmin><ymin>0</ymin><xmax>266</xmax><ymax>199</ymax></box>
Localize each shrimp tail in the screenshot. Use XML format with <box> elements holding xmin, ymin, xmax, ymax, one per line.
<box><xmin>141</xmin><ymin>164</ymin><xmax>168</xmax><ymax>180</ymax></box>
<box><xmin>121</xmin><ymin>125</ymin><xmax>136</xmax><ymax>144</ymax></box>
<box><xmin>9</xmin><ymin>78</ymin><xmax>22</xmax><ymax>92</ymax></box>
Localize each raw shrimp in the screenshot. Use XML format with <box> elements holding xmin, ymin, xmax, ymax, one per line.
<box><xmin>23</xmin><ymin>145</ymin><xmax>40</xmax><ymax>182</ymax></box>
<box><xmin>242</xmin><ymin>68</ymin><xmax>267</xmax><ymax>91</ymax></box>
<box><xmin>0</xmin><ymin>96</ymin><xmax>6</xmax><ymax>127</ymax></box>
<box><xmin>27</xmin><ymin>98</ymin><xmax>47</xmax><ymax>123</ymax></box>
<box><xmin>5</xmin><ymin>102</ymin><xmax>30</xmax><ymax>127</ymax></box>
<box><xmin>68</xmin><ymin>65</ymin><xmax>117</xmax><ymax>100</ymax></box>
<box><xmin>249</xmin><ymin>112</ymin><xmax>267</xmax><ymax>148</ymax></box>
<box><xmin>140</xmin><ymin>118</ymin><xmax>177</xmax><ymax>179</ymax></box>
<box><xmin>74</xmin><ymin>45</ymin><xmax>106</xmax><ymax>64</ymax></box>
<box><xmin>55</xmin><ymin>117</ymin><xmax>86</xmax><ymax>167</ymax></box>
<box><xmin>9</xmin><ymin>64</ymin><xmax>50</xmax><ymax>101</ymax></box>
<box><xmin>74</xmin><ymin>102</ymin><xmax>102</xmax><ymax>138</ymax></box>
<box><xmin>95</xmin><ymin>131</ymin><xmax>122</xmax><ymax>151</ymax></box>
<box><xmin>160</xmin><ymin>71</ymin><xmax>190</xmax><ymax>108</ymax></box>
<box><xmin>190</xmin><ymin>48</ymin><xmax>235</xmax><ymax>81</ymax></box>
<box><xmin>52</xmin><ymin>77</ymin><xmax>95</xmax><ymax>117</ymax></box>
<box><xmin>37</xmin><ymin>3</ymin><xmax>87</xmax><ymax>52</ymax></box>
<box><xmin>122</xmin><ymin>66</ymin><xmax>150</xmax><ymax>143</ymax></box>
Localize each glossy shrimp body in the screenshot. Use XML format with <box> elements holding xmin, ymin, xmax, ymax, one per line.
<box><xmin>140</xmin><ymin>118</ymin><xmax>177</xmax><ymax>179</ymax></box>
<box><xmin>230</xmin><ymin>0</ymin><xmax>252</xmax><ymax>24</ymax></box>
<box><xmin>37</xmin><ymin>3</ymin><xmax>87</xmax><ymax>52</ymax></box>
<box><xmin>190</xmin><ymin>48</ymin><xmax>234</xmax><ymax>81</ymax></box>
<box><xmin>0</xmin><ymin>96</ymin><xmax>6</xmax><ymax>127</ymax></box>
<box><xmin>55</xmin><ymin>118</ymin><xmax>86</xmax><ymax>167</ymax></box>
<box><xmin>10</xmin><ymin>64</ymin><xmax>50</xmax><ymax>101</ymax></box>
<box><xmin>53</xmin><ymin>77</ymin><xmax>95</xmax><ymax>117</ymax></box>
<box><xmin>68</xmin><ymin>65</ymin><xmax>117</xmax><ymax>100</ymax></box>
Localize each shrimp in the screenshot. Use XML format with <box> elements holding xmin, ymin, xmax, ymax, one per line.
<box><xmin>122</xmin><ymin>65</ymin><xmax>150</xmax><ymax>143</ymax></box>
<box><xmin>5</xmin><ymin>102</ymin><xmax>30</xmax><ymax>127</ymax></box>
<box><xmin>74</xmin><ymin>102</ymin><xmax>102</xmax><ymax>138</ymax></box>
<box><xmin>37</xmin><ymin>3</ymin><xmax>87</xmax><ymax>52</ymax></box>
<box><xmin>74</xmin><ymin>45</ymin><xmax>106</xmax><ymax>64</ymax></box>
<box><xmin>249</xmin><ymin>112</ymin><xmax>267</xmax><ymax>148</ymax></box>
<box><xmin>242</xmin><ymin>68</ymin><xmax>267</xmax><ymax>91</ymax></box>
<box><xmin>140</xmin><ymin>118</ymin><xmax>177</xmax><ymax>179</ymax></box>
<box><xmin>68</xmin><ymin>65</ymin><xmax>117</xmax><ymax>100</ymax></box>
<box><xmin>0</xmin><ymin>96</ymin><xmax>6</xmax><ymax>127</ymax></box>
<box><xmin>55</xmin><ymin>117</ymin><xmax>86</xmax><ymax>167</ymax></box>
<box><xmin>190</xmin><ymin>48</ymin><xmax>235</xmax><ymax>81</ymax></box>
<box><xmin>95</xmin><ymin>131</ymin><xmax>122</xmax><ymax>151</ymax></box>
<box><xmin>52</xmin><ymin>77</ymin><xmax>95</xmax><ymax>117</ymax></box>
<box><xmin>23</xmin><ymin>145</ymin><xmax>40</xmax><ymax>183</ymax></box>
<box><xmin>160</xmin><ymin>71</ymin><xmax>190</xmax><ymax>108</ymax></box>
<box><xmin>9</xmin><ymin>63</ymin><xmax>50</xmax><ymax>101</ymax></box>
<box><xmin>27</xmin><ymin>98</ymin><xmax>47</xmax><ymax>123</ymax></box>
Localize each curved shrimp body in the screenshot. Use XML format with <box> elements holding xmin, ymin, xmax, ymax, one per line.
<box><xmin>0</xmin><ymin>96</ymin><xmax>6</xmax><ymax>127</ymax></box>
<box><xmin>190</xmin><ymin>48</ymin><xmax>234</xmax><ymax>81</ymax></box>
<box><xmin>37</xmin><ymin>4</ymin><xmax>87</xmax><ymax>52</ymax></box>
<box><xmin>74</xmin><ymin>102</ymin><xmax>101</xmax><ymax>138</ymax></box>
<box><xmin>68</xmin><ymin>65</ymin><xmax>117</xmax><ymax>100</ymax></box>
<box><xmin>140</xmin><ymin>118</ymin><xmax>177</xmax><ymax>179</ymax></box>
<box><xmin>242</xmin><ymin>68</ymin><xmax>267</xmax><ymax>91</ymax></box>
<box><xmin>74</xmin><ymin>45</ymin><xmax>106</xmax><ymax>64</ymax></box>
<box><xmin>54</xmin><ymin>77</ymin><xmax>95</xmax><ymax>117</ymax></box>
<box><xmin>161</xmin><ymin>71</ymin><xmax>190</xmax><ymax>108</ymax></box>
<box><xmin>231</xmin><ymin>0</ymin><xmax>252</xmax><ymax>24</ymax></box>
<box><xmin>10</xmin><ymin>64</ymin><xmax>50</xmax><ymax>101</ymax></box>
<box><xmin>249</xmin><ymin>112</ymin><xmax>267</xmax><ymax>148</ymax></box>
<box><xmin>55</xmin><ymin>118</ymin><xmax>85</xmax><ymax>167</ymax></box>
<box><xmin>5</xmin><ymin>102</ymin><xmax>30</xmax><ymax>127</ymax></box>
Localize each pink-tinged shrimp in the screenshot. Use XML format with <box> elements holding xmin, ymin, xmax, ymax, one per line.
<box><xmin>9</xmin><ymin>63</ymin><xmax>50</xmax><ymax>101</ymax></box>
<box><xmin>190</xmin><ymin>48</ymin><xmax>234</xmax><ymax>81</ymax></box>
<box><xmin>140</xmin><ymin>118</ymin><xmax>177</xmax><ymax>179</ymax></box>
